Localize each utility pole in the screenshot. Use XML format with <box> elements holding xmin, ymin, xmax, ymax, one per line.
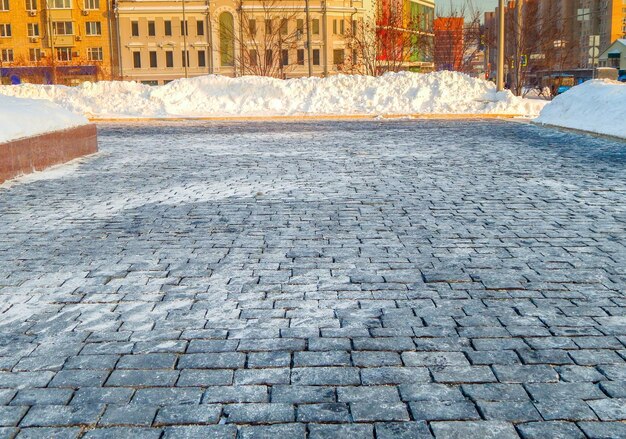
<box><xmin>304</xmin><ymin>0</ymin><xmax>313</xmax><ymax>76</ymax></box>
<box><xmin>182</xmin><ymin>0</ymin><xmax>189</xmax><ymax>78</ymax></box>
<box><xmin>496</xmin><ymin>0</ymin><xmax>505</xmax><ymax>91</ymax></box>
<box><xmin>513</xmin><ymin>0</ymin><xmax>522</xmax><ymax>95</ymax></box>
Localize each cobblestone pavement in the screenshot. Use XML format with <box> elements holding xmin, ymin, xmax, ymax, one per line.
<box><xmin>0</xmin><ymin>120</ymin><xmax>625</xmax><ymax>439</ymax></box>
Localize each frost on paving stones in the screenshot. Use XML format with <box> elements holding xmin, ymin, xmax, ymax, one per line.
<box><xmin>0</xmin><ymin>94</ymin><xmax>88</xmax><ymax>143</ymax></box>
<box><xmin>0</xmin><ymin>71</ymin><xmax>547</xmax><ymax>119</ymax></box>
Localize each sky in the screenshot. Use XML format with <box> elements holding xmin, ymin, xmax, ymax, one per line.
<box><xmin>439</xmin><ymin>0</ymin><xmax>498</xmax><ymax>14</ymax></box>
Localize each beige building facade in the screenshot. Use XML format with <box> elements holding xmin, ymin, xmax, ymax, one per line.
<box><xmin>115</xmin><ymin>0</ymin><xmax>370</xmax><ymax>84</ymax></box>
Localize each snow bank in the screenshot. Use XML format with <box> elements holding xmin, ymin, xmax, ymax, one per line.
<box><xmin>0</xmin><ymin>71</ymin><xmax>546</xmax><ymax>119</ymax></box>
<box><xmin>536</xmin><ymin>80</ymin><xmax>626</xmax><ymax>139</ymax></box>
<box><xmin>0</xmin><ymin>94</ymin><xmax>89</xmax><ymax>143</ymax></box>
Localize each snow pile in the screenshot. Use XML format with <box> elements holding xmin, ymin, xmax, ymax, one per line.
<box><xmin>0</xmin><ymin>94</ymin><xmax>89</xmax><ymax>143</ymax></box>
<box><xmin>536</xmin><ymin>80</ymin><xmax>626</xmax><ymax>139</ymax></box>
<box><xmin>0</xmin><ymin>71</ymin><xmax>546</xmax><ymax>119</ymax></box>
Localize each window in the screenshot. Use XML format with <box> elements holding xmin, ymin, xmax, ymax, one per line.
<box><xmin>131</xmin><ymin>21</ymin><xmax>139</xmax><ymax>37</ymax></box>
<box><xmin>281</xmin><ymin>49</ymin><xmax>288</xmax><ymax>66</ymax></box>
<box><xmin>333</xmin><ymin>48</ymin><xmax>344</xmax><ymax>65</ymax></box>
<box><xmin>0</xmin><ymin>24</ymin><xmax>12</xmax><ymax>37</ymax></box>
<box><xmin>164</xmin><ymin>20</ymin><xmax>172</xmax><ymax>36</ymax></box>
<box><xmin>27</xmin><ymin>23</ymin><xmax>39</xmax><ymax>37</ymax></box>
<box><xmin>56</xmin><ymin>47</ymin><xmax>71</xmax><ymax>61</ymax></box>
<box><xmin>133</xmin><ymin>51</ymin><xmax>141</xmax><ymax>68</ymax></box>
<box><xmin>265</xmin><ymin>19</ymin><xmax>272</xmax><ymax>34</ymax></box>
<box><xmin>1</xmin><ymin>49</ymin><xmax>13</xmax><ymax>62</ymax></box>
<box><xmin>248</xmin><ymin>19</ymin><xmax>256</xmax><ymax>36</ymax></box>
<box><xmin>181</xmin><ymin>49</ymin><xmax>189</xmax><ymax>67</ymax></box>
<box><xmin>352</xmin><ymin>20</ymin><xmax>357</xmax><ymax>35</ymax></box>
<box><xmin>148</xmin><ymin>21</ymin><xmax>155</xmax><ymax>36</ymax></box>
<box><xmin>165</xmin><ymin>50</ymin><xmax>173</xmax><ymax>67</ymax></box>
<box><xmin>141</xmin><ymin>80</ymin><xmax>158</xmax><ymax>86</ymax></box>
<box><xmin>50</xmin><ymin>0</ymin><xmax>70</xmax><ymax>8</ymax></box>
<box><xmin>249</xmin><ymin>49</ymin><xmax>258</xmax><ymax>66</ymax></box>
<box><xmin>312</xmin><ymin>48</ymin><xmax>320</xmax><ymax>65</ymax></box>
<box><xmin>219</xmin><ymin>12</ymin><xmax>234</xmax><ymax>67</ymax></box>
<box><xmin>333</xmin><ymin>19</ymin><xmax>337</xmax><ymax>34</ymax></box>
<box><xmin>0</xmin><ymin>0</ymin><xmax>9</xmax><ymax>11</ymax></box>
<box><xmin>196</xmin><ymin>20</ymin><xmax>204</xmax><ymax>36</ymax></box>
<box><xmin>340</xmin><ymin>20</ymin><xmax>345</xmax><ymax>34</ymax></box>
<box><xmin>297</xmin><ymin>49</ymin><xmax>304</xmax><ymax>65</ymax></box>
<box><xmin>265</xmin><ymin>49</ymin><xmax>273</xmax><ymax>65</ymax></box>
<box><xmin>180</xmin><ymin>20</ymin><xmax>188</xmax><ymax>36</ymax></box>
<box><xmin>312</xmin><ymin>19</ymin><xmax>319</xmax><ymax>35</ymax></box>
<box><xmin>85</xmin><ymin>21</ymin><xmax>101</xmax><ymax>36</ymax></box>
<box><xmin>352</xmin><ymin>49</ymin><xmax>357</xmax><ymax>64</ymax></box>
<box><xmin>84</xmin><ymin>0</ymin><xmax>98</xmax><ymax>9</ymax></box>
<box><xmin>297</xmin><ymin>19</ymin><xmax>304</xmax><ymax>35</ymax></box>
<box><xmin>25</xmin><ymin>0</ymin><xmax>37</xmax><ymax>11</ymax></box>
<box><xmin>149</xmin><ymin>50</ymin><xmax>157</xmax><ymax>68</ymax></box>
<box><xmin>197</xmin><ymin>49</ymin><xmax>206</xmax><ymax>67</ymax></box>
<box><xmin>29</xmin><ymin>48</ymin><xmax>42</xmax><ymax>61</ymax></box>
<box><xmin>52</xmin><ymin>21</ymin><xmax>73</xmax><ymax>35</ymax></box>
<box><xmin>280</xmin><ymin>19</ymin><xmax>287</xmax><ymax>35</ymax></box>
<box><xmin>88</xmin><ymin>47</ymin><xmax>102</xmax><ymax>61</ymax></box>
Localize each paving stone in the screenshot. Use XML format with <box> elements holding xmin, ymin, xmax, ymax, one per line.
<box><xmin>106</xmin><ymin>370</ymin><xmax>179</xmax><ymax>387</ymax></box>
<box><xmin>297</xmin><ymin>403</ymin><xmax>350</xmax><ymax>422</ymax></box>
<box><xmin>525</xmin><ymin>383</ymin><xmax>606</xmax><ymax>401</ymax></box>
<box><xmin>247</xmin><ymin>352</ymin><xmax>291</xmax><ymax>368</ymax></box>
<box><xmin>461</xmin><ymin>384</ymin><xmax>529</xmax><ymax>402</ymax></box>
<box><xmin>492</xmin><ymin>365</ymin><xmax>559</xmax><ymax>383</ymax></box>
<box><xmin>272</xmin><ymin>386</ymin><xmax>334</xmax><ymax>404</ymax></box>
<box><xmin>291</xmin><ymin>367</ymin><xmax>360</xmax><ymax>386</ymax></box>
<box><xmin>161</xmin><ymin>425</ymin><xmax>237</xmax><ymax>439</ymax></box>
<box><xmin>204</xmin><ymin>386</ymin><xmax>268</xmax><ymax>403</ymax></box>
<box><xmin>308</xmin><ymin>423</ymin><xmax>373</xmax><ymax>439</ymax></box>
<box><xmin>351</xmin><ymin>402</ymin><xmax>410</xmax><ymax>421</ymax></box>
<box><xmin>154</xmin><ymin>404</ymin><xmax>221</xmax><ymax>425</ymax></box>
<box><xmin>430</xmin><ymin>421</ymin><xmax>519</xmax><ymax>438</ymax></box>
<box><xmin>476</xmin><ymin>400</ymin><xmax>541</xmax><ymax>422</ymax></box>
<box><xmin>20</xmin><ymin>404</ymin><xmax>105</xmax><ymax>427</ymax></box>
<box><xmin>224</xmin><ymin>403</ymin><xmax>294</xmax><ymax>424</ymax></box>
<box><xmin>399</xmin><ymin>384</ymin><xmax>464</xmax><ymax>402</ymax></box>
<box><xmin>0</xmin><ymin>407</ymin><xmax>28</xmax><ymax>427</ymax></box>
<box><xmin>71</xmin><ymin>387</ymin><xmax>134</xmax><ymax>405</ymax></box>
<box><xmin>578</xmin><ymin>421</ymin><xmax>626</xmax><ymax>439</ymax></box>
<box><xmin>238</xmin><ymin>423</ymin><xmax>306</xmax><ymax>439</ymax></box>
<box><xmin>599</xmin><ymin>381</ymin><xmax>626</xmax><ymax>398</ymax></box>
<box><xmin>409</xmin><ymin>401</ymin><xmax>479</xmax><ymax>421</ymax></box>
<box><xmin>516</xmin><ymin>421</ymin><xmax>585</xmax><ymax>439</ymax></box>
<box><xmin>361</xmin><ymin>367</ymin><xmax>430</xmax><ymax>385</ymax></box>
<box><xmin>177</xmin><ymin>370</ymin><xmax>233</xmax><ymax>386</ymax></box>
<box><xmin>11</xmin><ymin>389</ymin><xmax>73</xmax><ymax>406</ymax></box>
<box><xmin>533</xmin><ymin>399</ymin><xmax>597</xmax><ymax>421</ymax></box>
<box><xmin>375</xmin><ymin>422</ymin><xmax>433</xmax><ymax>439</ymax></box>
<box><xmin>587</xmin><ymin>398</ymin><xmax>626</xmax><ymax>421</ymax></box>
<box><xmin>14</xmin><ymin>427</ymin><xmax>81</xmax><ymax>439</ymax></box>
<box><xmin>81</xmin><ymin>428</ymin><xmax>162</xmax><ymax>439</ymax></box>
<box><xmin>234</xmin><ymin>369</ymin><xmax>290</xmax><ymax>385</ymax></box>
<box><xmin>99</xmin><ymin>405</ymin><xmax>157</xmax><ymax>426</ymax></box>
<box><xmin>431</xmin><ymin>366</ymin><xmax>496</xmax><ymax>384</ymax></box>
<box><xmin>132</xmin><ymin>388</ymin><xmax>203</xmax><ymax>405</ymax></box>
<box><xmin>117</xmin><ymin>354</ymin><xmax>177</xmax><ymax>370</ymax></box>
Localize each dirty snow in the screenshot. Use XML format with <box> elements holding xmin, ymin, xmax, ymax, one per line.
<box><xmin>535</xmin><ymin>80</ymin><xmax>626</xmax><ymax>139</ymax></box>
<box><xmin>0</xmin><ymin>94</ymin><xmax>89</xmax><ymax>143</ymax></box>
<box><xmin>0</xmin><ymin>71</ymin><xmax>546</xmax><ymax>119</ymax></box>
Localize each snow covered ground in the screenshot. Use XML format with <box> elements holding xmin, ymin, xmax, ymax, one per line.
<box><xmin>0</xmin><ymin>71</ymin><xmax>546</xmax><ymax>119</ymax></box>
<box><xmin>535</xmin><ymin>80</ymin><xmax>626</xmax><ymax>139</ymax></box>
<box><xmin>0</xmin><ymin>94</ymin><xmax>89</xmax><ymax>143</ymax></box>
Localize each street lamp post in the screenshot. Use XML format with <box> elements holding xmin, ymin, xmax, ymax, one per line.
<box><xmin>496</xmin><ymin>0</ymin><xmax>505</xmax><ymax>91</ymax></box>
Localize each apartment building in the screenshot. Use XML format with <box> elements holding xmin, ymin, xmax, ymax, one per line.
<box><xmin>0</xmin><ymin>0</ymin><xmax>116</xmax><ymax>84</ymax></box>
<box><xmin>115</xmin><ymin>0</ymin><xmax>372</xmax><ymax>84</ymax></box>
<box><xmin>578</xmin><ymin>0</ymin><xmax>626</xmax><ymax>68</ymax></box>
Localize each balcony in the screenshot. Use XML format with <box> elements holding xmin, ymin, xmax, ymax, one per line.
<box><xmin>53</xmin><ymin>35</ymin><xmax>75</xmax><ymax>47</ymax></box>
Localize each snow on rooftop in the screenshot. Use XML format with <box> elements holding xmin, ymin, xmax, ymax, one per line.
<box><xmin>0</xmin><ymin>71</ymin><xmax>547</xmax><ymax>120</ymax></box>
<box><xmin>535</xmin><ymin>80</ymin><xmax>626</xmax><ymax>140</ymax></box>
<box><xmin>0</xmin><ymin>94</ymin><xmax>89</xmax><ymax>144</ymax></box>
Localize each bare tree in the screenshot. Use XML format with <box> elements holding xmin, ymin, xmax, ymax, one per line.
<box><xmin>216</xmin><ymin>0</ymin><xmax>305</xmax><ymax>78</ymax></box>
<box><xmin>344</xmin><ymin>0</ymin><xmax>433</xmax><ymax>76</ymax></box>
<box><xmin>434</xmin><ymin>0</ymin><xmax>483</xmax><ymax>74</ymax></box>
